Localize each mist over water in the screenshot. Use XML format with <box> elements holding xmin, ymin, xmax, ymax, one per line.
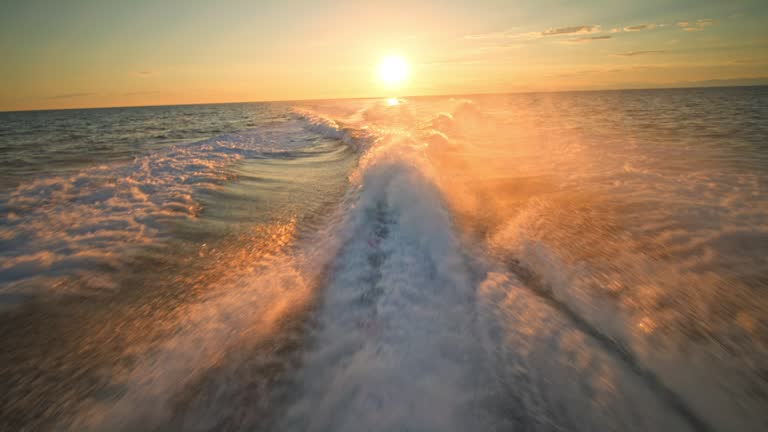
<box><xmin>0</xmin><ymin>87</ymin><xmax>767</xmax><ymax>431</ymax></box>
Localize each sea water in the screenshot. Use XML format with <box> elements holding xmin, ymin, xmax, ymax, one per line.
<box><xmin>0</xmin><ymin>87</ymin><xmax>766</xmax><ymax>431</ymax></box>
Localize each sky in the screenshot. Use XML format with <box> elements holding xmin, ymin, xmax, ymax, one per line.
<box><xmin>1</xmin><ymin>0</ymin><xmax>767</xmax><ymax>111</ymax></box>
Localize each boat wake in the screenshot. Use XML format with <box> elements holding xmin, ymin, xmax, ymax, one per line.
<box><xmin>4</xmin><ymin>94</ymin><xmax>766</xmax><ymax>432</ymax></box>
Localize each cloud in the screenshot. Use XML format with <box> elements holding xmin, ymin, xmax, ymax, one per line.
<box><xmin>542</xmin><ymin>25</ymin><xmax>600</xmax><ymax>36</ymax></box>
<box><xmin>463</xmin><ymin>30</ymin><xmax>539</xmax><ymax>41</ymax></box>
<box><xmin>464</xmin><ymin>25</ymin><xmax>600</xmax><ymax>41</ymax></box>
<box><xmin>549</xmin><ymin>67</ymin><xmax>627</xmax><ymax>78</ymax></box>
<box><xmin>623</xmin><ymin>24</ymin><xmax>658</xmax><ymax>32</ymax></box>
<box><xmin>44</xmin><ymin>92</ymin><xmax>96</xmax><ymax>100</ymax></box>
<box><xmin>135</xmin><ymin>71</ymin><xmax>154</xmax><ymax>77</ymax></box>
<box><xmin>563</xmin><ymin>35</ymin><xmax>612</xmax><ymax>44</ymax></box>
<box><xmin>677</xmin><ymin>19</ymin><xmax>714</xmax><ymax>32</ymax></box>
<box><xmin>616</xmin><ymin>50</ymin><xmax>665</xmax><ymax>57</ymax></box>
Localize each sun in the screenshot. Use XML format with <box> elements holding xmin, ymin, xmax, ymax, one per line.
<box><xmin>378</xmin><ymin>55</ymin><xmax>409</xmax><ymax>86</ymax></box>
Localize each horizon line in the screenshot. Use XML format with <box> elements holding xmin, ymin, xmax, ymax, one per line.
<box><xmin>2</xmin><ymin>83</ymin><xmax>767</xmax><ymax>114</ymax></box>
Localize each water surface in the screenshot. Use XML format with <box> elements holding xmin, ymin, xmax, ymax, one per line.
<box><xmin>0</xmin><ymin>87</ymin><xmax>767</xmax><ymax>431</ymax></box>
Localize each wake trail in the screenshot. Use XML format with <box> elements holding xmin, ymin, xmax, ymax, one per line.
<box><xmin>273</xmin><ymin>105</ymin><xmax>702</xmax><ymax>431</ymax></box>
<box><xmin>274</xmin><ymin>131</ymin><xmax>498</xmax><ymax>431</ymax></box>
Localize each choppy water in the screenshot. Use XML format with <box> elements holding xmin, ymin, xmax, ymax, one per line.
<box><xmin>0</xmin><ymin>87</ymin><xmax>767</xmax><ymax>431</ymax></box>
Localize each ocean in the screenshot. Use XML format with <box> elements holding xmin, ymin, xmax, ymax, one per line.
<box><xmin>0</xmin><ymin>87</ymin><xmax>766</xmax><ymax>431</ymax></box>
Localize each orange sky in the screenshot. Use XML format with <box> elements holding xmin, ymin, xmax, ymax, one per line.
<box><xmin>1</xmin><ymin>0</ymin><xmax>767</xmax><ymax>111</ymax></box>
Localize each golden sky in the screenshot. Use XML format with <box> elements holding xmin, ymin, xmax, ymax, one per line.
<box><xmin>1</xmin><ymin>0</ymin><xmax>767</xmax><ymax>111</ymax></box>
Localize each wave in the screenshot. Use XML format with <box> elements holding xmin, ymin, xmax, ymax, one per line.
<box><xmin>291</xmin><ymin>108</ymin><xmax>373</xmax><ymax>152</ymax></box>
<box><xmin>0</xmin><ymin>120</ymin><xmax>348</xmax><ymax>302</ymax></box>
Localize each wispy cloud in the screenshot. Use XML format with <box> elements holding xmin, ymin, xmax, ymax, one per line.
<box><xmin>135</xmin><ymin>71</ymin><xmax>154</xmax><ymax>77</ymax></box>
<box><xmin>463</xmin><ymin>30</ymin><xmax>539</xmax><ymax>41</ymax></box>
<box><xmin>463</xmin><ymin>20</ymin><xmax>671</xmax><ymax>46</ymax></box>
<box><xmin>542</xmin><ymin>25</ymin><xmax>600</xmax><ymax>36</ymax></box>
<box><xmin>549</xmin><ymin>67</ymin><xmax>627</xmax><ymax>78</ymax></box>
<box><xmin>616</xmin><ymin>50</ymin><xmax>665</xmax><ymax>57</ymax></box>
<box><xmin>464</xmin><ymin>24</ymin><xmax>600</xmax><ymax>41</ymax></box>
<box><xmin>623</xmin><ymin>24</ymin><xmax>658</xmax><ymax>32</ymax></box>
<box><xmin>562</xmin><ymin>35</ymin><xmax>612</xmax><ymax>44</ymax></box>
<box><xmin>44</xmin><ymin>92</ymin><xmax>96</xmax><ymax>100</ymax></box>
<box><xmin>677</xmin><ymin>19</ymin><xmax>714</xmax><ymax>32</ymax></box>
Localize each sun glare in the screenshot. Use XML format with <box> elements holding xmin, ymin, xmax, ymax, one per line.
<box><xmin>378</xmin><ymin>55</ymin><xmax>409</xmax><ymax>86</ymax></box>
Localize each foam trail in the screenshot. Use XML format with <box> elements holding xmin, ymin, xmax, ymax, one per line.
<box><xmin>275</xmin><ymin>133</ymin><xmax>498</xmax><ymax>431</ymax></box>
<box><xmin>267</xmin><ymin>102</ymin><xmax>701</xmax><ymax>431</ymax></box>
